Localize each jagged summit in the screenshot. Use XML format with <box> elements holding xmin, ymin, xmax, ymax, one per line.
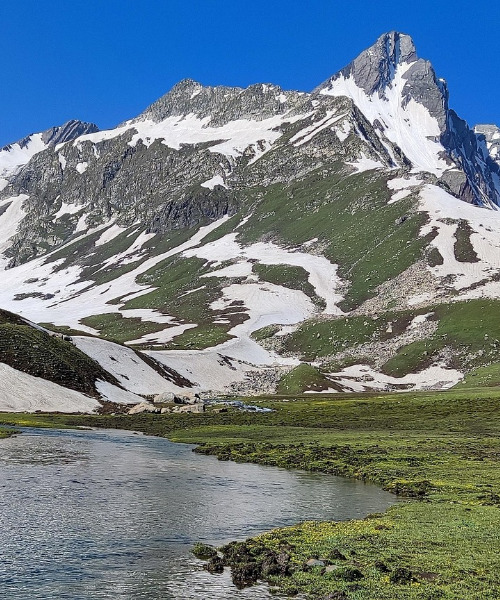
<box><xmin>3</xmin><ymin>120</ymin><xmax>99</xmax><ymax>152</ymax></box>
<box><xmin>334</xmin><ymin>31</ymin><xmax>418</xmax><ymax>96</ymax></box>
<box><xmin>0</xmin><ymin>120</ymin><xmax>99</xmax><ymax>179</ymax></box>
<box><xmin>136</xmin><ymin>78</ymin><xmax>302</xmax><ymax>126</ymax></box>
<box><xmin>39</xmin><ymin>120</ymin><xmax>99</xmax><ymax>146</ymax></box>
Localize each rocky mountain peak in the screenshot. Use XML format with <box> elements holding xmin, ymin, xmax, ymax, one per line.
<box><xmin>40</xmin><ymin>120</ymin><xmax>99</xmax><ymax>146</ymax></box>
<box><xmin>135</xmin><ymin>78</ymin><xmax>303</xmax><ymax>127</ymax></box>
<box><xmin>337</xmin><ymin>31</ymin><xmax>417</xmax><ymax>95</ymax></box>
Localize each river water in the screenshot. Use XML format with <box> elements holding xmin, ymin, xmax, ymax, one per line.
<box><xmin>0</xmin><ymin>428</ymin><xmax>394</xmax><ymax>599</ymax></box>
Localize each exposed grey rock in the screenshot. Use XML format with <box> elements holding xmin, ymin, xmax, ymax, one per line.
<box><xmin>475</xmin><ymin>123</ymin><xmax>500</xmax><ymax>166</ymax></box>
<box><xmin>40</xmin><ymin>120</ymin><xmax>99</xmax><ymax>145</ymax></box>
<box><xmin>136</xmin><ymin>78</ymin><xmax>305</xmax><ymax>127</ymax></box>
<box><xmin>172</xmin><ymin>403</ymin><xmax>205</xmax><ymax>413</ymax></box>
<box><xmin>317</xmin><ymin>31</ymin><xmax>500</xmax><ymax>208</ymax></box>
<box><xmin>1</xmin><ymin>30</ymin><xmax>499</xmax><ymax>270</ymax></box>
<box><xmin>329</xmin><ymin>31</ymin><xmax>417</xmax><ymax>96</ymax></box>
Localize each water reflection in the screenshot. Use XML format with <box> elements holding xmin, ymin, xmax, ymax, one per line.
<box><xmin>0</xmin><ymin>428</ymin><xmax>394</xmax><ymax>599</ymax></box>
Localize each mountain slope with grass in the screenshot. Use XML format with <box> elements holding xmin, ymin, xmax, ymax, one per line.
<box><xmin>0</xmin><ymin>31</ymin><xmax>499</xmax><ymax>408</ymax></box>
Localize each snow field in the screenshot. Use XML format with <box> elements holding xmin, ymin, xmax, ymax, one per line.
<box><xmin>73</xmin><ymin>336</ymin><xmax>188</xmax><ymax>395</ymax></box>
<box><xmin>325</xmin><ymin>363</ymin><xmax>463</xmax><ymax>393</ymax></box>
<box><xmin>0</xmin><ymin>363</ymin><xmax>100</xmax><ymax>413</ymax></box>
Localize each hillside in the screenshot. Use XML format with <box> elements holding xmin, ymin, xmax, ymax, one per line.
<box><xmin>0</xmin><ymin>31</ymin><xmax>499</xmax><ymax>409</ymax></box>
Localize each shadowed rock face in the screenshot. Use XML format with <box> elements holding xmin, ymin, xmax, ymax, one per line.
<box><xmin>11</xmin><ymin>120</ymin><xmax>99</xmax><ymax>151</ymax></box>
<box><xmin>40</xmin><ymin>120</ymin><xmax>99</xmax><ymax>145</ymax></box>
<box><xmin>475</xmin><ymin>124</ymin><xmax>500</xmax><ymax>166</ymax></box>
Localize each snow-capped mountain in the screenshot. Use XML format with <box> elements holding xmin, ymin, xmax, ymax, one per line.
<box><xmin>0</xmin><ymin>120</ymin><xmax>98</xmax><ymax>180</ymax></box>
<box><xmin>1</xmin><ymin>31</ymin><xmax>500</xmax><ymax>411</ymax></box>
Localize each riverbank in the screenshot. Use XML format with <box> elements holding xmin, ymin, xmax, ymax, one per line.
<box><xmin>0</xmin><ymin>426</ymin><xmax>17</xmax><ymax>438</ymax></box>
<box><xmin>2</xmin><ymin>385</ymin><xmax>500</xmax><ymax>599</ymax></box>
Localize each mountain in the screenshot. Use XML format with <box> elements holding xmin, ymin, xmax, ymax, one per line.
<box><xmin>0</xmin><ymin>31</ymin><xmax>500</xmax><ymax>411</ymax></box>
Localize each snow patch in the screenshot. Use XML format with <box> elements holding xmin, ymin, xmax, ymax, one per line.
<box><xmin>95</xmin><ymin>224</ymin><xmax>127</xmax><ymax>247</ymax></box>
<box><xmin>326</xmin><ymin>363</ymin><xmax>462</xmax><ymax>392</ymax></box>
<box><xmin>95</xmin><ymin>381</ymin><xmax>143</xmax><ymax>404</ymax></box>
<box><xmin>348</xmin><ymin>153</ymin><xmax>384</xmax><ymax>173</ymax></box>
<box><xmin>0</xmin><ymin>133</ymin><xmax>47</xmax><ymax>178</ymax></box>
<box><xmin>0</xmin><ymin>195</ymin><xmax>28</xmax><ymax>268</ymax></box>
<box><xmin>201</xmin><ymin>174</ymin><xmax>227</xmax><ymax>189</ymax></box>
<box><xmin>419</xmin><ymin>185</ymin><xmax>500</xmax><ymax>298</ymax></box>
<box><xmin>0</xmin><ymin>363</ymin><xmax>100</xmax><ymax>413</ymax></box>
<box><xmin>54</xmin><ymin>202</ymin><xmax>82</xmax><ymax>219</ymax></box>
<box><xmin>73</xmin><ymin>336</ymin><xmax>189</xmax><ymax>394</ymax></box>
<box><xmin>185</xmin><ymin>233</ymin><xmax>344</xmax><ymax>314</ymax></box>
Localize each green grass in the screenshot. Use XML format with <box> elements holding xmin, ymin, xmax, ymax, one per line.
<box><xmin>0</xmin><ymin>427</ymin><xmax>17</xmax><ymax>439</ymax></box>
<box><xmin>166</xmin><ymin>322</ymin><xmax>234</xmax><ymax>350</ymax></box>
<box><xmin>80</xmin><ymin>313</ymin><xmax>167</xmax><ymax>345</ymax></box>
<box><xmin>121</xmin><ymin>254</ymin><xmax>249</xmax><ymax>348</ymax></box>
<box><xmin>281</xmin><ymin>310</ymin><xmax>417</xmax><ymax>361</ymax></box>
<box><xmin>454</xmin><ymin>220</ymin><xmax>479</xmax><ymax>263</ymax></box>
<box><xmin>454</xmin><ymin>362</ymin><xmax>500</xmax><ymax>389</ymax></box>
<box><xmin>237</xmin><ymin>169</ymin><xmax>427</xmax><ymax>310</ymax></box>
<box><xmin>3</xmin><ymin>386</ymin><xmax>500</xmax><ymax>599</ymax></box>
<box><xmin>0</xmin><ymin>321</ymin><xmax>117</xmax><ymax>396</ymax></box>
<box><xmin>277</xmin><ymin>364</ymin><xmax>333</xmax><ymax>393</ymax></box>
<box><xmin>383</xmin><ymin>299</ymin><xmax>500</xmax><ymax>377</ymax></box>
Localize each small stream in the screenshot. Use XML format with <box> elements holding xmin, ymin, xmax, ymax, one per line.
<box><xmin>0</xmin><ymin>427</ymin><xmax>394</xmax><ymax>599</ymax></box>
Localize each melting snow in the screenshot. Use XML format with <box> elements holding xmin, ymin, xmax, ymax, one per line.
<box><xmin>54</xmin><ymin>202</ymin><xmax>82</xmax><ymax>219</ymax></box>
<box><xmin>0</xmin><ymin>363</ymin><xmax>100</xmax><ymax>413</ymax></box>
<box><xmin>73</xmin><ymin>336</ymin><xmax>188</xmax><ymax>394</ymax></box>
<box><xmin>74</xmin><ymin>112</ymin><xmax>306</xmax><ymax>162</ymax></box>
<box><xmin>347</xmin><ymin>153</ymin><xmax>384</xmax><ymax>173</ymax></box>
<box><xmin>326</xmin><ymin>363</ymin><xmax>463</xmax><ymax>392</ymax></box>
<box><xmin>201</xmin><ymin>174</ymin><xmax>227</xmax><ymax>189</ymax></box>
<box><xmin>0</xmin><ymin>133</ymin><xmax>47</xmax><ymax>177</ymax></box>
<box><xmin>419</xmin><ymin>185</ymin><xmax>500</xmax><ymax>298</ymax></box>
<box><xmin>185</xmin><ymin>233</ymin><xmax>344</xmax><ymax>314</ymax></box>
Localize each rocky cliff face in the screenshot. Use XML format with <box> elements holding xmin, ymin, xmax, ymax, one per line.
<box><xmin>475</xmin><ymin>124</ymin><xmax>500</xmax><ymax>166</ymax></box>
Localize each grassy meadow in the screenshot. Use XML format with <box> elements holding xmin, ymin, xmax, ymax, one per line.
<box><xmin>1</xmin><ymin>385</ymin><xmax>500</xmax><ymax>599</ymax></box>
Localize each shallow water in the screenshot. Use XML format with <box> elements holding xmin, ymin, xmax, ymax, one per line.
<box><xmin>0</xmin><ymin>427</ymin><xmax>394</xmax><ymax>599</ymax></box>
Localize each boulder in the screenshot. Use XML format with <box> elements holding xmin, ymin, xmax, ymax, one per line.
<box><xmin>305</xmin><ymin>559</ymin><xmax>325</xmax><ymax>568</ymax></box>
<box><xmin>174</xmin><ymin>391</ymin><xmax>201</xmax><ymax>405</ymax></box>
<box><xmin>128</xmin><ymin>401</ymin><xmax>158</xmax><ymax>415</ymax></box>
<box><xmin>172</xmin><ymin>403</ymin><xmax>205</xmax><ymax>414</ymax></box>
<box><xmin>154</xmin><ymin>392</ymin><xmax>176</xmax><ymax>403</ymax></box>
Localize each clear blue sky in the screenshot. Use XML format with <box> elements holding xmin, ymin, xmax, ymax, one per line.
<box><xmin>1</xmin><ymin>0</ymin><xmax>498</xmax><ymax>147</ymax></box>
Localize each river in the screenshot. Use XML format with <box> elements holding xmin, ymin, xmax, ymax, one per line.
<box><xmin>0</xmin><ymin>427</ymin><xmax>394</xmax><ymax>599</ymax></box>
